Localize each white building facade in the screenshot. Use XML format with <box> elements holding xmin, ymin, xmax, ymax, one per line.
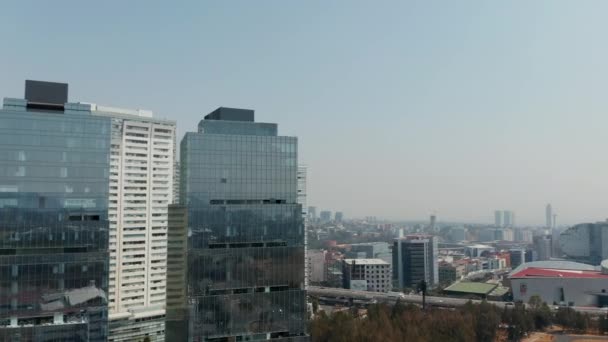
<box><xmin>307</xmin><ymin>250</ymin><xmax>327</xmax><ymax>284</ymax></box>
<box><xmin>92</xmin><ymin>105</ymin><xmax>175</xmax><ymax>341</ymax></box>
<box><xmin>510</xmin><ymin>261</ymin><xmax>608</xmax><ymax>307</ymax></box>
<box><xmin>343</xmin><ymin>259</ymin><xmax>392</xmax><ymax>293</ymax></box>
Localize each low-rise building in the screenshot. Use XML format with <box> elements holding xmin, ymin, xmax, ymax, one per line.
<box><xmin>509</xmin><ymin>249</ymin><xmax>527</xmax><ymax>268</ymax></box>
<box><xmin>438</xmin><ymin>263</ymin><xmax>465</xmax><ymax>285</ymax></box>
<box><xmin>464</xmin><ymin>244</ymin><xmax>495</xmax><ymax>258</ymax></box>
<box><xmin>444</xmin><ymin>281</ymin><xmax>509</xmax><ymax>300</ymax></box>
<box><xmin>509</xmin><ymin>260</ymin><xmax>608</xmax><ymax>307</ymax></box>
<box><xmin>343</xmin><ymin>259</ymin><xmax>392</xmax><ymax>293</ymax></box>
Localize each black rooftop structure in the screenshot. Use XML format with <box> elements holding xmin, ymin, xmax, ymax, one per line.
<box><xmin>204</xmin><ymin>107</ymin><xmax>254</xmax><ymax>122</ymax></box>
<box><xmin>24</xmin><ymin>80</ymin><xmax>68</xmax><ymax>112</ymax></box>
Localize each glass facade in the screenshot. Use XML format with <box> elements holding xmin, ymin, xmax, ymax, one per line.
<box><xmin>0</xmin><ymin>106</ymin><xmax>110</xmax><ymax>341</ymax></box>
<box><xmin>172</xmin><ymin>115</ymin><xmax>307</xmax><ymax>341</ymax></box>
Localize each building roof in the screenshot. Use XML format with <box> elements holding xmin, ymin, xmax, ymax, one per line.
<box><xmin>465</xmin><ymin>244</ymin><xmax>494</xmax><ymax>249</ymax></box>
<box><xmin>510</xmin><ymin>267</ymin><xmax>608</xmax><ymax>279</ymax></box>
<box><xmin>509</xmin><ymin>260</ymin><xmax>598</xmax><ymax>276</ymax></box>
<box><xmin>343</xmin><ymin>258</ymin><xmax>389</xmax><ymax>265</ymax></box>
<box><xmin>489</xmin><ymin>286</ymin><xmax>510</xmax><ymax>297</ymax></box>
<box><xmin>444</xmin><ymin>282</ymin><xmax>498</xmax><ymax>295</ymax></box>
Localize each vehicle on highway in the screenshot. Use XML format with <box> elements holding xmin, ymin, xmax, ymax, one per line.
<box><xmin>387</xmin><ymin>292</ymin><xmax>406</xmax><ymax>299</ymax></box>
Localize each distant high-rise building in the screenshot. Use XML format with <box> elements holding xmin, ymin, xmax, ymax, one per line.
<box><xmin>320</xmin><ymin>210</ymin><xmax>332</xmax><ymax>223</ymax></box>
<box><xmin>297</xmin><ymin>166</ymin><xmax>308</xmax><ymax>288</ymax></box>
<box><xmin>308</xmin><ymin>206</ymin><xmax>317</xmax><ymax>221</ymax></box>
<box><xmin>559</xmin><ymin>222</ymin><xmax>608</xmax><ymax>265</ymax></box>
<box><xmin>429</xmin><ymin>214</ymin><xmax>437</xmax><ymax>232</ymax></box>
<box><xmin>503</xmin><ymin>210</ymin><xmax>514</xmax><ymax>227</ymax></box>
<box><xmin>515</xmin><ymin>228</ymin><xmax>534</xmax><ymax>243</ymax></box>
<box><xmin>0</xmin><ymin>81</ymin><xmax>110</xmax><ymax>340</ymax></box>
<box><xmin>553</xmin><ymin>214</ymin><xmax>557</xmax><ymax>229</ymax></box>
<box><xmin>494</xmin><ymin>210</ymin><xmax>503</xmax><ymax>227</ymax></box>
<box><xmin>393</xmin><ymin>235</ymin><xmax>439</xmax><ymax>289</ymax></box>
<box><xmin>335</xmin><ymin>211</ymin><xmax>343</xmax><ymax>222</ymax></box>
<box><xmin>533</xmin><ymin>235</ymin><xmax>553</xmax><ymax>261</ymax></box>
<box><xmin>503</xmin><ymin>210</ymin><xmax>511</xmax><ymax>227</ymax></box>
<box><xmin>546</xmin><ymin>204</ymin><xmax>553</xmax><ymax>229</ymax></box>
<box><xmin>169</xmin><ymin>107</ymin><xmax>307</xmax><ymax>340</ymax></box>
<box><xmin>503</xmin><ymin>228</ymin><xmax>514</xmax><ymax>242</ymax></box>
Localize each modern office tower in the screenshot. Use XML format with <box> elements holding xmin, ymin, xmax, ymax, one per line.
<box><xmin>165</xmin><ymin>205</ymin><xmax>188</xmax><ymax>342</ymax></box>
<box><xmin>297</xmin><ymin>167</ymin><xmax>307</xmax><ymax>220</ymax></box>
<box><xmin>494</xmin><ymin>210</ymin><xmax>503</xmax><ymax>227</ymax></box>
<box><xmin>90</xmin><ymin>103</ymin><xmax>175</xmax><ymax>341</ymax></box>
<box><xmin>559</xmin><ymin>222</ymin><xmax>608</xmax><ymax>265</ymax></box>
<box><xmin>297</xmin><ymin>166</ymin><xmax>308</xmax><ymax>288</ymax></box>
<box><xmin>307</xmin><ymin>206</ymin><xmax>317</xmax><ymax>221</ymax></box>
<box><xmin>393</xmin><ymin>235</ymin><xmax>439</xmax><ymax>289</ymax></box>
<box><xmin>173</xmin><ymin>161</ymin><xmax>180</xmax><ymax>204</ymax></box>
<box><xmin>335</xmin><ymin>211</ymin><xmax>343</xmax><ymax>223</ymax></box>
<box><xmin>0</xmin><ymin>81</ymin><xmax>110</xmax><ymax>341</ymax></box>
<box><xmin>173</xmin><ymin>107</ymin><xmax>307</xmax><ymax>341</ymax></box>
<box><xmin>342</xmin><ymin>259</ymin><xmax>392</xmax><ymax>293</ymax></box>
<box><xmin>533</xmin><ymin>235</ymin><xmax>552</xmax><ymax>261</ymax></box>
<box><xmin>320</xmin><ymin>210</ymin><xmax>332</xmax><ymax>223</ymax></box>
<box><xmin>546</xmin><ymin>204</ymin><xmax>553</xmax><ymax>229</ymax></box>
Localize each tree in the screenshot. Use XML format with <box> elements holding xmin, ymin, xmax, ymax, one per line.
<box><xmin>599</xmin><ymin>314</ymin><xmax>608</xmax><ymax>335</ymax></box>
<box><xmin>574</xmin><ymin>312</ymin><xmax>589</xmax><ymax>333</ymax></box>
<box><xmin>474</xmin><ymin>301</ymin><xmax>501</xmax><ymax>342</ymax></box>
<box><xmin>528</xmin><ymin>295</ymin><xmax>552</xmax><ymax>330</ymax></box>
<box><xmin>533</xmin><ymin>303</ymin><xmax>553</xmax><ymax>330</ymax></box>
<box><xmin>528</xmin><ymin>295</ymin><xmax>543</xmax><ymax>310</ymax></box>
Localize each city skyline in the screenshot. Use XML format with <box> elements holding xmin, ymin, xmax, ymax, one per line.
<box><xmin>4</xmin><ymin>2</ymin><xmax>608</xmax><ymax>225</ymax></box>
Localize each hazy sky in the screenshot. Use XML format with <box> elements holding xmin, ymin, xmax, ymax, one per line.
<box><xmin>2</xmin><ymin>1</ymin><xmax>608</xmax><ymax>225</ymax></box>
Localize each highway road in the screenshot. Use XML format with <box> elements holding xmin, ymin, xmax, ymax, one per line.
<box><xmin>307</xmin><ymin>286</ymin><xmax>608</xmax><ymax>315</ymax></box>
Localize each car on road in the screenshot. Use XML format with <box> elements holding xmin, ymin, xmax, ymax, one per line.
<box><xmin>387</xmin><ymin>292</ymin><xmax>406</xmax><ymax>299</ymax></box>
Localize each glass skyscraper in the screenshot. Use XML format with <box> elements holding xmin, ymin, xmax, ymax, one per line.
<box><xmin>0</xmin><ymin>81</ymin><xmax>110</xmax><ymax>341</ymax></box>
<box><xmin>168</xmin><ymin>107</ymin><xmax>307</xmax><ymax>341</ymax></box>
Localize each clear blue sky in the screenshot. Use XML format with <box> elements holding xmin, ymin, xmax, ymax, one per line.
<box><xmin>2</xmin><ymin>1</ymin><xmax>608</xmax><ymax>225</ymax></box>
